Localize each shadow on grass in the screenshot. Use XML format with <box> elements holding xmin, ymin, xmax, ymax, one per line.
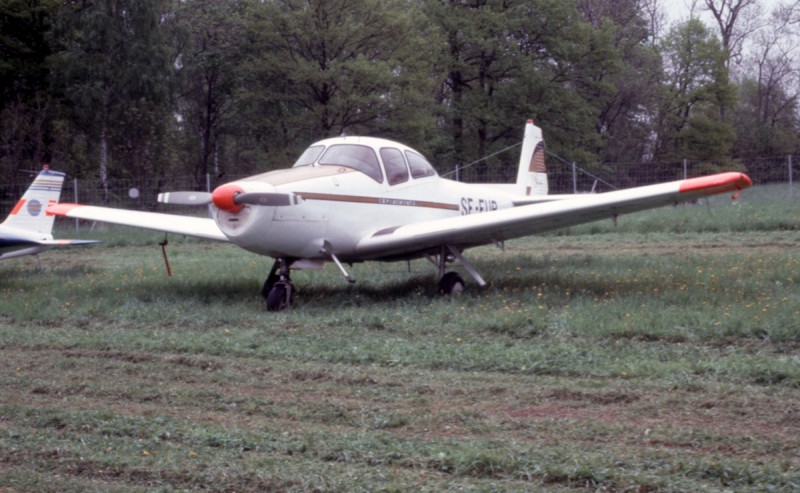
<box><xmin>103</xmin><ymin>251</ymin><xmax>669</xmax><ymax>309</ymax></box>
<box><xmin>0</xmin><ymin>262</ymin><xmax>101</xmax><ymax>283</ymax></box>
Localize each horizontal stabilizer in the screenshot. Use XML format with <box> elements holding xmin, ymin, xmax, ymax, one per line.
<box><xmin>37</xmin><ymin>239</ymin><xmax>101</xmax><ymax>246</ymax></box>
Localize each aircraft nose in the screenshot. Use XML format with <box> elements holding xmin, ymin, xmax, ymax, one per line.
<box><xmin>211</xmin><ymin>184</ymin><xmax>245</xmax><ymax>213</ymax></box>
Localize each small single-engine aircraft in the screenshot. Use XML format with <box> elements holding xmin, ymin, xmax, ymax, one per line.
<box><xmin>1</xmin><ymin>167</ymin><xmax>99</xmax><ymax>260</ymax></box>
<box><xmin>47</xmin><ymin>120</ymin><xmax>751</xmax><ymax>310</ymax></box>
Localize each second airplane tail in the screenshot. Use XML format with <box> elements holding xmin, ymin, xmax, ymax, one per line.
<box><xmin>1</xmin><ymin>167</ymin><xmax>65</xmax><ymax>234</ymax></box>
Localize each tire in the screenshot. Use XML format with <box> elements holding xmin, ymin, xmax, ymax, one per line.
<box><xmin>262</xmin><ymin>277</ymin><xmax>277</xmax><ymax>300</ymax></box>
<box><xmin>266</xmin><ymin>281</ymin><xmax>293</xmax><ymax>311</ymax></box>
<box><xmin>438</xmin><ymin>272</ymin><xmax>465</xmax><ymax>295</ymax></box>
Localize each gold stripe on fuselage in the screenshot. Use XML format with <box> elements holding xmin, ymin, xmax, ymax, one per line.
<box><xmin>296</xmin><ymin>192</ymin><xmax>458</xmax><ymax>211</ymax></box>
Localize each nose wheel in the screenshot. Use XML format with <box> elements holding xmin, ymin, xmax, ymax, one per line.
<box><xmin>263</xmin><ymin>258</ymin><xmax>294</xmax><ymax>311</ymax></box>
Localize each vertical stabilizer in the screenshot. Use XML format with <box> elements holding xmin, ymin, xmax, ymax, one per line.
<box><xmin>2</xmin><ymin>168</ymin><xmax>66</xmax><ymax>234</ymax></box>
<box><xmin>516</xmin><ymin>120</ymin><xmax>548</xmax><ymax>196</ymax></box>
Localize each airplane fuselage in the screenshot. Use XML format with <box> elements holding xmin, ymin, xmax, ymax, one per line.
<box><xmin>0</xmin><ymin>228</ymin><xmax>53</xmax><ymax>259</ymax></box>
<box><xmin>212</xmin><ymin>160</ymin><xmax>519</xmax><ymax>261</ymax></box>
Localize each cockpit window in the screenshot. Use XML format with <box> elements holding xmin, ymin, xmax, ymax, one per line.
<box><xmin>406</xmin><ymin>151</ymin><xmax>437</xmax><ymax>179</ymax></box>
<box><xmin>319</xmin><ymin>144</ymin><xmax>383</xmax><ymax>183</ymax></box>
<box><xmin>293</xmin><ymin>145</ymin><xmax>325</xmax><ymax>167</ymax></box>
<box><xmin>380</xmin><ymin>147</ymin><xmax>409</xmax><ymax>186</ymax></box>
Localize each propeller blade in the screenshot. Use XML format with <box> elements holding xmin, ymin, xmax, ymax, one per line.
<box><xmin>158</xmin><ymin>191</ymin><xmax>212</xmax><ymax>205</ymax></box>
<box><xmin>235</xmin><ymin>192</ymin><xmax>301</xmax><ymax>206</ymax></box>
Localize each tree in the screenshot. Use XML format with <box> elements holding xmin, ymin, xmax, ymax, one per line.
<box><xmin>732</xmin><ymin>4</ymin><xmax>800</xmax><ymax>164</ymax></box>
<box><xmin>654</xmin><ymin>19</ymin><xmax>737</xmax><ymax>169</ymax></box>
<box><xmin>239</xmin><ymin>0</ymin><xmax>437</xmax><ymax>168</ymax></box>
<box><xmin>171</xmin><ymin>0</ymin><xmax>249</xmax><ymax>185</ymax></box>
<box><xmin>49</xmin><ymin>0</ymin><xmax>174</xmax><ymax>199</ymax></box>
<box><xmin>575</xmin><ymin>0</ymin><xmax>663</xmax><ymax>182</ymax></box>
<box><xmin>702</xmin><ymin>0</ymin><xmax>764</xmax><ymax>67</ymax></box>
<box><xmin>426</xmin><ymin>0</ymin><xmax>607</xmax><ymax>179</ymax></box>
<box><xmin>0</xmin><ymin>0</ymin><xmax>59</xmax><ymax>191</ymax></box>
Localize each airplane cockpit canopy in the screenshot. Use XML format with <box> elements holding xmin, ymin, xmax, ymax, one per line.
<box><xmin>293</xmin><ymin>138</ymin><xmax>437</xmax><ymax>185</ymax></box>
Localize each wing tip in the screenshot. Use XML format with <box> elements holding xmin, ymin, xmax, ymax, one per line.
<box><xmin>678</xmin><ymin>172</ymin><xmax>752</xmax><ymax>195</ymax></box>
<box><xmin>46</xmin><ymin>203</ymin><xmax>83</xmax><ymax>216</ymax></box>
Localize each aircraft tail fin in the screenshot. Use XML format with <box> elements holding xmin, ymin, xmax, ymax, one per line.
<box><xmin>2</xmin><ymin>167</ymin><xmax>66</xmax><ymax>234</ymax></box>
<box><xmin>515</xmin><ymin>120</ymin><xmax>548</xmax><ymax>196</ymax></box>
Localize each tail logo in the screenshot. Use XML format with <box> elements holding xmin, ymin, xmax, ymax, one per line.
<box><xmin>529</xmin><ymin>142</ymin><xmax>546</xmax><ymax>173</ymax></box>
<box><xmin>27</xmin><ymin>199</ymin><xmax>43</xmax><ymax>217</ymax></box>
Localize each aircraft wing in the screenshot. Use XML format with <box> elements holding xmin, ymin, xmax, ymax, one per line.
<box><xmin>355</xmin><ymin>172</ymin><xmax>751</xmax><ymax>260</ymax></box>
<box><xmin>46</xmin><ymin>204</ymin><xmax>229</xmax><ymax>242</ymax></box>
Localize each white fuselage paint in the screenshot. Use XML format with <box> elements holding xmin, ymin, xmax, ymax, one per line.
<box><xmin>213</xmin><ymin>166</ymin><xmax>519</xmax><ymax>261</ymax></box>
<box><xmin>0</xmin><ymin>227</ymin><xmax>53</xmax><ymax>259</ymax></box>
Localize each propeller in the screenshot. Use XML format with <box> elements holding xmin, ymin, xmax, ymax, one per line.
<box><xmin>235</xmin><ymin>192</ymin><xmax>300</xmax><ymax>206</ymax></box>
<box><xmin>158</xmin><ymin>185</ymin><xmax>301</xmax><ymax>213</ymax></box>
<box><xmin>157</xmin><ymin>191</ymin><xmax>211</xmax><ymax>205</ymax></box>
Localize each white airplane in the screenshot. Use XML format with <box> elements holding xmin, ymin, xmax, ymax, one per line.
<box><xmin>47</xmin><ymin>120</ymin><xmax>751</xmax><ymax>310</ymax></box>
<box><xmin>1</xmin><ymin>167</ymin><xmax>99</xmax><ymax>260</ymax></box>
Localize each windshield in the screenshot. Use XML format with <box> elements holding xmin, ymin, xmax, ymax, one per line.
<box><xmin>319</xmin><ymin>144</ymin><xmax>383</xmax><ymax>183</ymax></box>
<box><xmin>293</xmin><ymin>145</ymin><xmax>325</xmax><ymax>167</ymax></box>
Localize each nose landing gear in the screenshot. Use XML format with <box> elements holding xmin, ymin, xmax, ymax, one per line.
<box><xmin>263</xmin><ymin>258</ymin><xmax>294</xmax><ymax>311</ymax></box>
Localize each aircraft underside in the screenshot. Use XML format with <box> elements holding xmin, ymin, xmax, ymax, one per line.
<box><xmin>259</xmin><ymin>243</ymin><xmax>483</xmax><ymax>311</ymax></box>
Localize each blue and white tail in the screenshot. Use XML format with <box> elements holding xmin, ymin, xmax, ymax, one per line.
<box><xmin>515</xmin><ymin>119</ymin><xmax>548</xmax><ymax>196</ymax></box>
<box><xmin>1</xmin><ymin>167</ymin><xmax>65</xmax><ymax>234</ymax></box>
<box><xmin>1</xmin><ymin>167</ymin><xmax>98</xmax><ymax>260</ymax></box>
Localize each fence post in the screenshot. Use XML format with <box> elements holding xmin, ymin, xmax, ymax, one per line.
<box><xmin>683</xmin><ymin>159</ymin><xmax>688</xmax><ymax>180</ymax></box>
<box><xmin>789</xmin><ymin>154</ymin><xmax>794</xmax><ymax>199</ymax></box>
<box><xmin>455</xmin><ymin>164</ymin><xmax>460</xmax><ymax>182</ymax></box>
<box><xmin>206</xmin><ymin>173</ymin><xmax>212</xmax><ymax>217</ymax></box>
<box><xmin>572</xmin><ymin>162</ymin><xmax>577</xmax><ymax>194</ymax></box>
<box><xmin>73</xmin><ymin>178</ymin><xmax>79</xmax><ymax>233</ymax></box>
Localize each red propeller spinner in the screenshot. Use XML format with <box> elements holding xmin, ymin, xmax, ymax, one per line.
<box><xmin>211</xmin><ymin>184</ymin><xmax>245</xmax><ymax>213</ymax></box>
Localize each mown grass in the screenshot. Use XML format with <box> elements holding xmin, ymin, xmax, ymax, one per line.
<box><xmin>1</xmin><ymin>186</ymin><xmax>799</xmax><ymax>491</ymax></box>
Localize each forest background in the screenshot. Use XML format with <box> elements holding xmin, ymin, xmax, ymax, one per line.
<box><xmin>2</xmin><ymin>0</ymin><xmax>799</xmax><ymax>203</ymax></box>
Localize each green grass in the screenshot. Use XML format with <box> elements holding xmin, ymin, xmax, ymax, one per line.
<box><xmin>1</xmin><ymin>185</ymin><xmax>799</xmax><ymax>491</ymax></box>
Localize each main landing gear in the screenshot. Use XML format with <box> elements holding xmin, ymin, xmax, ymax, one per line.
<box><xmin>431</xmin><ymin>245</ymin><xmax>487</xmax><ymax>295</ymax></box>
<box><xmin>262</xmin><ymin>245</ymin><xmax>488</xmax><ymax>311</ymax></box>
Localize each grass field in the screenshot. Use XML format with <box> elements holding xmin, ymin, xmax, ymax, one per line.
<box><xmin>1</xmin><ymin>189</ymin><xmax>799</xmax><ymax>492</ymax></box>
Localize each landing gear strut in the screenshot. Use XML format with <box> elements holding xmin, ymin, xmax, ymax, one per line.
<box><xmin>263</xmin><ymin>258</ymin><xmax>294</xmax><ymax>311</ymax></box>
<box><xmin>432</xmin><ymin>245</ymin><xmax>486</xmax><ymax>295</ymax></box>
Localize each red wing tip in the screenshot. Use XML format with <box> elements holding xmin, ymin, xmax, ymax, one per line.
<box><xmin>46</xmin><ymin>203</ymin><xmax>84</xmax><ymax>215</ymax></box>
<box><xmin>679</xmin><ymin>172</ymin><xmax>752</xmax><ymax>194</ymax></box>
